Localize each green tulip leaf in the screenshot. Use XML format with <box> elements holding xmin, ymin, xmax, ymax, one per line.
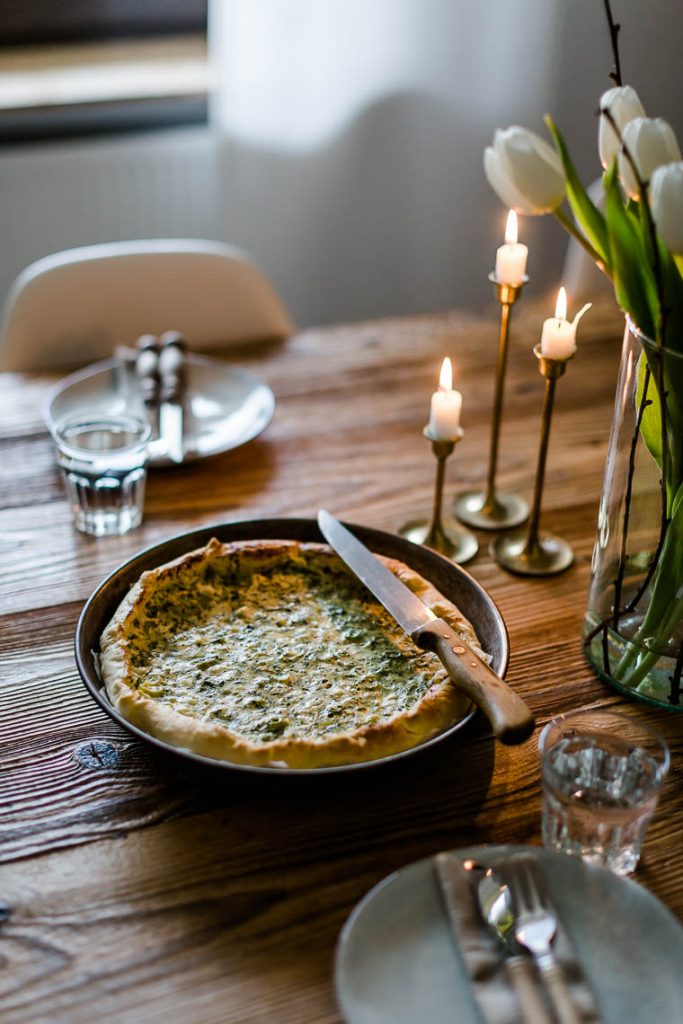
<box><xmin>637</xmin><ymin>200</ymin><xmax>655</xmax><ymax>260</ymax></box>
<box><xmin>604</xmin><ymin>161</ymin><xmax>658</xmax><ymax>339</ymax></box>
<box><xmin>633</xmin><ymin>479</ymin><xmax>683</xmax><ymax>646</ymax></box>
<box><xmin>657</xmin><ymin>480</ymin><xmax>683</xmax><ymax>590</ymax></box>
<box><xmin>545</xmin><ymin>115</ymin><xmax>610</xmax><ymax>267</ymax></box>
<box><xmin>659</xmin><ymin>242</ymin><xmax>683</xmax><ymax>353</ymax></box>
<box><xmin>636</xmin><ymin>352</ymin><xmax>662</xmax><ymax>469</ymax></box>
<box><xmin>636</xmin><ymin>206</ymin><xmax>675</xmax><ymax>337</ymax></box>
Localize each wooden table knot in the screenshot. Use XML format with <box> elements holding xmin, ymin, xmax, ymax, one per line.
<box><xmin>74</xmin><ymin>739</ymin><xmax>123</xmax><ymax>771</ymax></box>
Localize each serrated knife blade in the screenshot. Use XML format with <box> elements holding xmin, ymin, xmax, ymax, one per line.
<box><xmin>317</xmin><ymin>510</ymin><xmax>534</xmax><ymax>745</ymax></box>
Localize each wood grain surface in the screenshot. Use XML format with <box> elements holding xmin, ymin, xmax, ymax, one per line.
<box><xmin>1</xmin><ymin>300</ymin><xmax>682</xmax><ymax>1024</ymax></box>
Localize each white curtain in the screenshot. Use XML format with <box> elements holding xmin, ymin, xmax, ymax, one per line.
<box><xmin>208</xmin><ymin>0</ymin><xmax>681</xmax><ymax>327</ymax></box>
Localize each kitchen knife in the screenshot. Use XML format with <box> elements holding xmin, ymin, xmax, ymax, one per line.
<box><xmin>317</xmin><ymin>510</ymin><xmax>534</xmax><ymax>745</ymax></box>
<box><xmin>158</xmin><ymin>330</ymin><xmax>187</xmax><ymax>464</ymax></box>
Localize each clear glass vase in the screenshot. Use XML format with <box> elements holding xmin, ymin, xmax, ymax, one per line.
<box><xmin>584</xmin><ymin>318</ymin><xmax>683</xmax><ymax>709</ymax></box>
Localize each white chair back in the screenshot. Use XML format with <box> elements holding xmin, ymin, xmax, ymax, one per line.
<box><xmin>0</xmin><ymin>239</ymin><xmax>294</xmax><ymax>371</ymax></box>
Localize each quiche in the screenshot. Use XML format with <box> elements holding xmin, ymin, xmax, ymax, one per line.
<box><xmin>99</xmin><ymin>538</ymin><xmax>485</xmax><ymax>769</ymax></box>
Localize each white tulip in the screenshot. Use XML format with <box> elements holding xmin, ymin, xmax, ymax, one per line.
<box><xmin>484</xmin><ymin>126</ymin><xmax>565</xmax><ymax>215</ymax></box>
<box><xmin>619</xmin><ymin>117</ymin><xmax>681</xmax><ymax>199</ymax></box>
<box><xmin>598</xmin><ymin>85</ymin><xmax>645</xmax><ymax>169</ymax></box>
<box><xmin>651</xmin><ymin>162</ymin><xmax>683</xmax><ymax>254</ymax></box>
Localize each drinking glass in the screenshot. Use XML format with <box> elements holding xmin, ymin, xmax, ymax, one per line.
<box><xmin>54</xmin><ymin>413</ymin><xmax>150</xmax><ymax>537</ymax></box>
<box><xmin>539</xmin><ymin>708</ymin><xmax>669</xmax><ymax>875</ymax></box>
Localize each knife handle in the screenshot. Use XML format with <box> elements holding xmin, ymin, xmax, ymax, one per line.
<box><xmin>412</xmin><ymin>618</ymin><xmax>534</xmax><ymax>745</ymax></box>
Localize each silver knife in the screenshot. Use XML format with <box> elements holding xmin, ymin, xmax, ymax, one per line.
<box><xmin>317</xmin><ymin>510</ymin><xmax>534</xmax><ymax>744</ymax></box>
<box><xmin>158</xmin><ymin>330</ymin><xmax>187</xmax><ymax>465</ymax></box>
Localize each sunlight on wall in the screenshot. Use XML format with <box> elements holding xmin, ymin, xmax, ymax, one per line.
<box><xmin>209</xmin><ymin>0</ymin><xmax>560</xmax><ymax>152</ymax></box>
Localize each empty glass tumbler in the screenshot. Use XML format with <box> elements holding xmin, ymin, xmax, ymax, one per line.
<box><xmin>55</xmin><ymin>413</ymin><xmax>150</xmax><ymax>537</ymax></box>
<box><xmin>540</xmin><ymin>708</ymin><xmax>669</xmax><ymax>875</ymax></box>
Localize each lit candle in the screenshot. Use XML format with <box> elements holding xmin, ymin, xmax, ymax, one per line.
<box><xmin>540</xmin><ymin>287</ymin><xmax>592</xmax><ymax>359</ymax></box>
<box><xmin>428</xmin><ymin>357</ymin><xmax>462</xmax><ymax>439</ymax></box>
<box><xmin>495</xmin><ymin>210</ymin><xmax>528</xmax><ymax>285</ymax></box>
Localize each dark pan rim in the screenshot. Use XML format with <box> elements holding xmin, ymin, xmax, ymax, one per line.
<box><xmin>75</xmin><ymin>516</ymin><xmax>510</xmax><ymax>777</ymax></box>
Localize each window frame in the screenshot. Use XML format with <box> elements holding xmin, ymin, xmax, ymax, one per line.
<box><xmin>0</xmin><ymin>1</ymin><xmax>208</xmax><ymax>48</ymax></box>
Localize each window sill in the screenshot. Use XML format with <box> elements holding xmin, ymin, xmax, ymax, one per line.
<box><xmin>0</xmin><ymin>35</ymin><xmax>211</xmax><ymax>141</ymax></box>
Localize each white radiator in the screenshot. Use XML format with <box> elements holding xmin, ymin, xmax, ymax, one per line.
<box><xmin>0</xmin><ymin>127</ymin><xmax>220</xmax><ymax>309</ymax></box>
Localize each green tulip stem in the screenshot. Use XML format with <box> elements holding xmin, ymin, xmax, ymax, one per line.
<box><xmin>554</xmin><ymin>207</ymin><xmax>606</xmax><ymax>272</ymax></box>
<box><xmin>613</xmin><ymin>588</ymin><xmax>683</xmax><ymax>690</ymax></box>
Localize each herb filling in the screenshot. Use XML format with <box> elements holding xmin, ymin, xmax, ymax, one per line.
<box><xmin>124</xmin><ymin>559</ymin><xmax>446</xmax><ymax>741</ymax></box>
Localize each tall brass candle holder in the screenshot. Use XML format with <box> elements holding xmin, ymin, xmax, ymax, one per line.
<box><xmin>400</xmin><ymin>427</ymin><xmax>479</xmax><ymax>564</ymax></box>
<box><xmin>491</xmin><ymin>344</ymin><xmax>574</xmax><ymax>576</ymax></box>
<box><xmin>454</xmin><ymin>273</ymin><xmax>530</xmax><ymax>531</ymax></box>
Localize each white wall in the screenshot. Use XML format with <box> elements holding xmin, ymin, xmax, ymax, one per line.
<box><xmin>0</xmin><ymin>0</ymin><xmax>680</xmax><ymax>333</ymax></box>
<box><xmin>210</xmin><ymin>0</ymin><xmax>565</xmax><ymax>325</ymax></box>
<box><xmin>209</xmin><ymin>0</ymin><xmax>681</xmax><ymax>324</ymax></box>
<box><xmin>0</xmin><ymin>127</ymin><xmax>221</xmax><ymax>317</ymax></box>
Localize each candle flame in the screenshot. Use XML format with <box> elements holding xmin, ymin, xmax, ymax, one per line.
<box><xmin>439</xmin><ymin>357</ymin><xmax>453</xmax><ymax>391</ymax></box>
<box><xmin>505</xmin><ymin>209</ymin><xmax>518</xmax><ymax>245</ymax></box>
<box><xmin>555</xmin><ymin>286</ymin><xmax>567</xmax><ymax>320</ymax></box>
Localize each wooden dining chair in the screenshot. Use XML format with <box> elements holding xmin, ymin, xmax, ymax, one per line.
<box><xmin>0</xmin><ymin>238</ymin><xmax>294</xmax><ymax>371</ymax></box>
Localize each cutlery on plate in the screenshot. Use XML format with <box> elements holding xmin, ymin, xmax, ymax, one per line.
<box><xmin>134</xmin><ymin>333</ymin><xmax>161</xmax><ymax>447</ymax></box>
<box><xmin>472</xmin><ymin>862</ymin><xmax>553</xmax><ymax>1024</ymax></box>
<box><xmin>158</xmin><ymin>330</ymin><xmax>187</xmax><ymax>465</ymax></box>
<box><xmin>437</xmin><ymin>853</ymin><xmax>552</xmax><ymax>1024</ymax></box>
<box><xmin>134</xmin><ymin>333</ymin><xmax>160</xmax><ymax>409</ymax></box>
<box><xmin>317</xmin><ymin>510</ymin><xmax>534</xmax><ymax>745</ymax></box>
<box><xmin>506</xmin><ymin>855</ymin><xmax>583</xmax><ymax>1024</ymax></box>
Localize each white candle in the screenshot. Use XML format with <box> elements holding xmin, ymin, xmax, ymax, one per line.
<box><xmin>495</xmin><ymin>210</ymin><xmax>528</xmax><ymax>285</ymax></box>
<box><xmin>540</xmin><ymin>287</ymin><xmax>592</xmax><ymax>359</ymax></box>
<box><xmin>428</xmin><ymin>357</ymin><xmax>462</xmax><ymax>439</ymax></box>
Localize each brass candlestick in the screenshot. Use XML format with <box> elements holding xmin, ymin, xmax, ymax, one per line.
<box><xmin>491</xmin><ymin>344</ymin><xmax>574</xmax><ymax>576</ymax></box>
<box><xmin>400</xmin><ymin>427</ymin><xmax>478</xmax><ymax>564</ymax></box>
<box><xmin>454</xmin><ymin>273</ymin><xmax>530</xmax><ymax>531</ymax></box>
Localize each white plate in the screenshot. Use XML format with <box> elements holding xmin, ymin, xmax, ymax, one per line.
<box><xmin>44</xmin><ymin>354</ymin><xmax>275</xmax><ymax>468</ymax></box>
<box><xmin>336</xmin><ymin>845</ymin><xmax>683</xmax><ymax>1024</ymax></box>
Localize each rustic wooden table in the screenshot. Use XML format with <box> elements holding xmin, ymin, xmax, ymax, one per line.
<box><xmin>1</xmin><ymin>300</ymin><xmax>681</xmax><ymax>1024</ymax></box>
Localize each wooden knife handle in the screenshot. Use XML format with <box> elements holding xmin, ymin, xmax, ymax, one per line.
<box><xmin>412</xmin><ymin>618</ymin><xmax>534</xmax><ymax>745</ymax></box>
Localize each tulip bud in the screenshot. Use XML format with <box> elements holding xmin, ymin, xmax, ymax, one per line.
<box><xmin>619</xmin><ymin>117</ymin><xmax>681</xmax><ymax>200</ymax></box>
<box><xmin>598</xmin><ymin>85</ymin><xmax>645</xmax><ymax>170</ymax></box>
<box><xmin>651</xmin><ymin>162</ymin><xmax>683</xmax><ymax>254</ymax></box>
<box><xmin>484</xmin><ymin>126</ymin><xmax>565</xmax><ymax>215</ymax></box>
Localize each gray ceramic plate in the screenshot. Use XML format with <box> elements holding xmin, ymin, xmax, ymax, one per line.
<box><xmin>75</xmin><ymin>518</ymin><xmax>509</xmax><ymax>776</ymax></box>
<box><xmin>44</xmin><ymin>354</ymin><xmax>275</xmax><ymax>467</ymax></box>
<box><xmin>336</xmin><ymin>844</ymin><xmax>683</xmax><ymax>1023</ymax></box>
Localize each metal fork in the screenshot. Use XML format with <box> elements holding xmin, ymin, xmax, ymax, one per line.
<box><xmin>506</xmin><ymin>856</ymin><xmax>583</xmax><ymax>1024</ymax></box>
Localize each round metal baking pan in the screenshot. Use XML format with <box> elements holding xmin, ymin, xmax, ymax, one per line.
<box><xmin>75</xmin><ymin>517</ymin><xmax>510</xmax><ymax>776</ymax></box>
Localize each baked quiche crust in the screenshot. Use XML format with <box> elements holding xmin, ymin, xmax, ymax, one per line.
<box><xmin>99</xmin><ymin>538</ymin><xmax>483</xmax><ymax>768</ymax></box>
